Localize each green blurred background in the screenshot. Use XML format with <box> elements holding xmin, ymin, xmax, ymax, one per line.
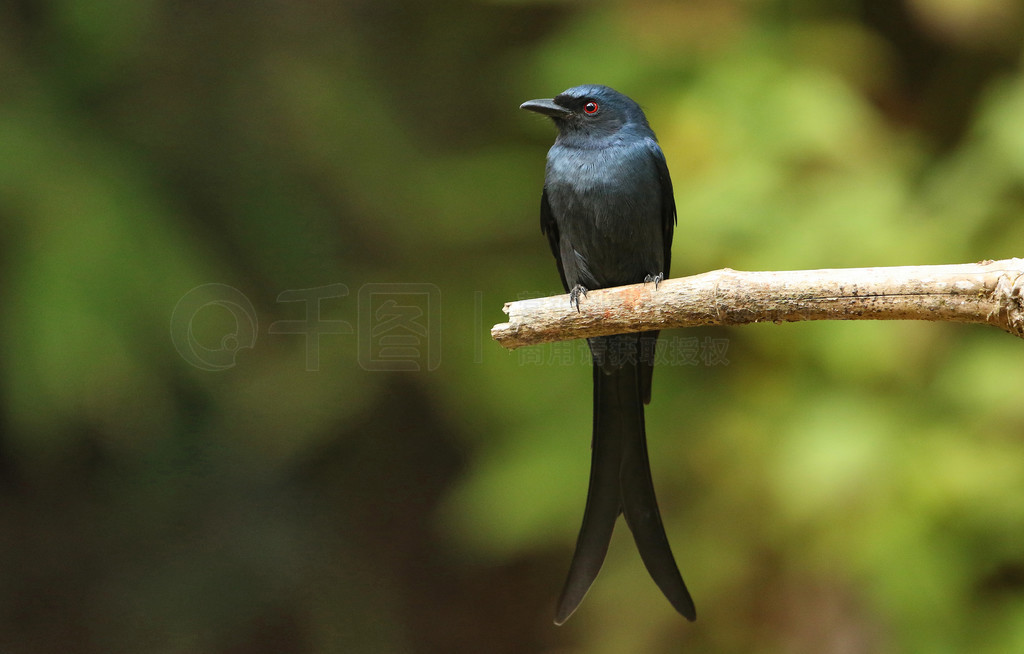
<box><xmin>3</xmin><ymin>1</ymin><xmax>1024</xmax><ymax>652</ymax></box>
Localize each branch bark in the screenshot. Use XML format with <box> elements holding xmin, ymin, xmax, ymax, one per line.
<box><xmin>491</xmin><ymin>258</ymin><xmax>1024</xmax><ymax>350</ymax></box>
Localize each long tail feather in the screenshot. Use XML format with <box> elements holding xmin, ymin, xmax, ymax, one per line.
<box><xmin>555</xmin><ymin>363</ymin><xmax>623</xmax><ymax>624</ymax></box>
<box><xmin>556</xmin><ymin>335</ymin><xmax>695</xmax><ymax>623</ymax></box>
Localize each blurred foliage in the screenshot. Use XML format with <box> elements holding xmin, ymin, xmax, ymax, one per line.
<box><xmin>2</xmin><ymin>0</ymin><xmax>1024</xmax><ymax>652</ymax></box>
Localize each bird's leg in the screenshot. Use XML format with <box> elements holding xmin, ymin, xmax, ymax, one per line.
<box><xmin>644</xmin><ymin>273</ymin><xmax>664</xmax><ymax>290</ymax></box>
<box><xmin>569</xmin><ymin>284</ymin><xmax>589</xmax><ymax>313</ymax></box>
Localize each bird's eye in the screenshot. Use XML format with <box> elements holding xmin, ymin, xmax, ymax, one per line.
<box><xmin>583</xmin><ymin>101</ymin><xmax>599</xmax><ymax>114</ymax></box>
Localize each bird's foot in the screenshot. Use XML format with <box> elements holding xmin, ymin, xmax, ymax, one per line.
<box><xmin>644</xmin><ymin>272</ymin><xmax>664</xmax><ymax>290</ymax></box>
<box><xmin>569</xmin><ymin>285</ymin><xmax>588</xmax><ymax>313</ymax></box>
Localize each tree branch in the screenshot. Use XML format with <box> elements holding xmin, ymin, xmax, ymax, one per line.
<box><xmin>491</xmin><ymin>258</ymin><xmax>1024</xmax><ymax>349</ymax></box>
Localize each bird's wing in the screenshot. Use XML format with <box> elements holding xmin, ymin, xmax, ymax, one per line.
<box><xmin>541</xmin><ymin>188</ymin><xmax>570</xmax><ymax>292</ymax></box>
<box><xmin>646</xmin><ymin>138</ymin><xmax>676</xmax><ymax>279</ymax></box>
<box><xmin>637</xmin><ymin>139</ymin><xmax>677</xmax><ymax>404</ymax></box>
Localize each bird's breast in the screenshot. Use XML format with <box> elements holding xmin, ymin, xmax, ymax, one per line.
<box><xmin>544</xmin><ymin>143</ymin><xmax>664</xmax><ymax>287</ymax></box>
<box><xmin>546</xmin><ymin>145</ymin><xmax>659</xmax><ymax>227</ymax></box>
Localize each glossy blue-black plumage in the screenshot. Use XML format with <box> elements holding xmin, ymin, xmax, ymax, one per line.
<box><xmin>522</xmin><ymin>85</ymin><xmax>694</xmax><ymax>624</ymax></box>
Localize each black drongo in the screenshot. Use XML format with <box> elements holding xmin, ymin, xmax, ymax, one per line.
<box><xmin>520</xmin><ymin>85</ymin><xmax>695</xmax><ymax>624</ymax></box>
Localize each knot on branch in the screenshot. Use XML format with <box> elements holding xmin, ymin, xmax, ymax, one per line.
<box><xmin>994</xmin><ymin>270</ymin><xmax>1024</xmax><ymax>338</ymax></box>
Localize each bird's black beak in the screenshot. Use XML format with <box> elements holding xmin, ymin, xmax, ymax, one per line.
<box><xmin>520</xmin><ymin>98</ymin><xmax>572</xmax><ymax>119</ymax></box>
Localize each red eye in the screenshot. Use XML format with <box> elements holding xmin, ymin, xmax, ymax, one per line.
<box><xmin>583</xmin><ymin>101</ymin><xmax>599</xmax><ymax>114</ymax></box>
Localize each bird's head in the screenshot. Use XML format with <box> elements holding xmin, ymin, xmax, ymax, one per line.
<box><xmin>520</xmin><ymin>84</ymin><xmax>650</xmax><ymax>143</ymax></box>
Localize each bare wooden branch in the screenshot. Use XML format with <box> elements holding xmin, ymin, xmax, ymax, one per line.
<box><xmin>491</xmin><ymin>258</ymin><xmax>1024</xmax><ymax>350</ymax></box>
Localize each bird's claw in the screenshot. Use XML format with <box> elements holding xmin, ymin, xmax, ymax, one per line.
<box><xmin>569</xmin><ymin>285</ymin><xmax>588</xmax><ymax>313</ymax></box>
<box><xmin>644</xmin><ymin>272</ymin><xmax>664</xmax><ymax>290</ymax></box>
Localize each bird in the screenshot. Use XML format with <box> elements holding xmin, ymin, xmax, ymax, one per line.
<box><xmin>520</xmin><ymin>85</ymin><xmax>695</xmax><ymax>625</ymax></box>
